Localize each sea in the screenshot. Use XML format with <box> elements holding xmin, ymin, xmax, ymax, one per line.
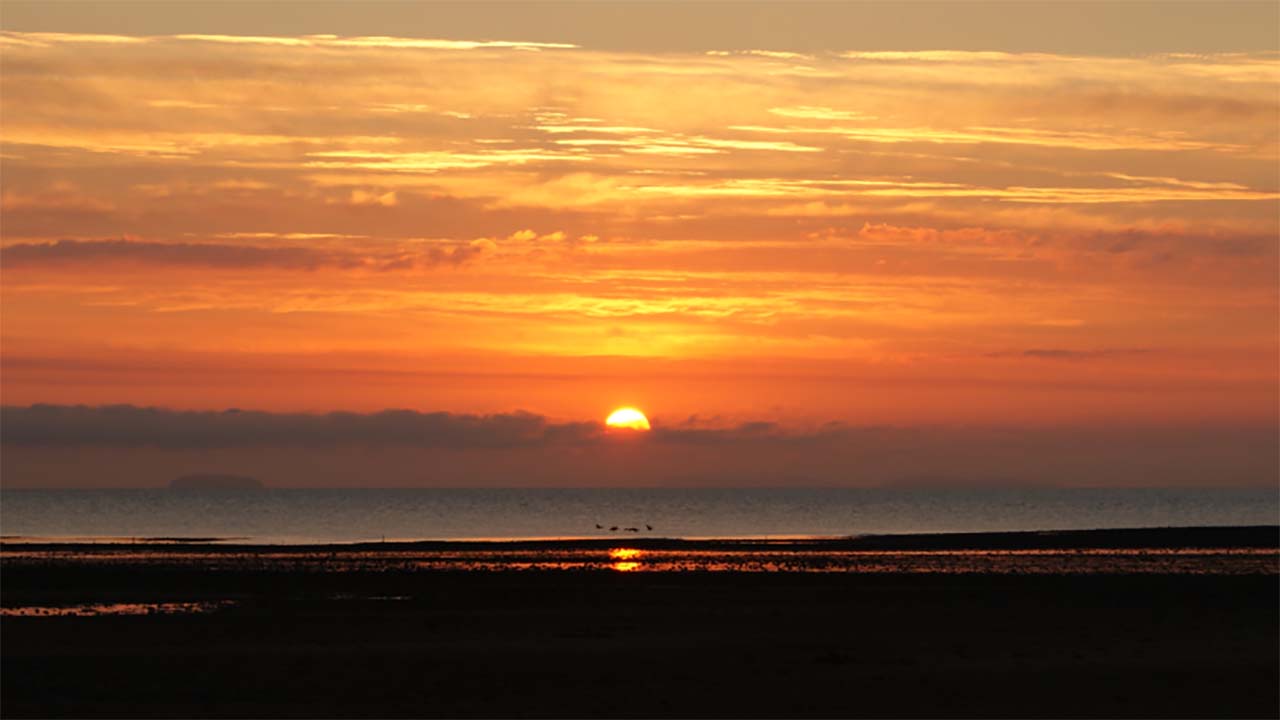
<box><xmin>1</xmin><ymin>487</ymin><xmax>1276</xmax><ymax>544</ymax></box>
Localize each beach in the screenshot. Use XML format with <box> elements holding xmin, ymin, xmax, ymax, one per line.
<box><xmin>2</xmin><ymin>526</ymin><xmax>1277</xmax><ymax>718</ymax></box>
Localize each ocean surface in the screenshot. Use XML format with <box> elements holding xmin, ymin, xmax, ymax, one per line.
<box><xmin>2</xmin><ymin>487</ymin><xmax>1276</xmax><ymax>544</ymax></box>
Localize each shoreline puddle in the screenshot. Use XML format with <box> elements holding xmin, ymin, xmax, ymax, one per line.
<box><xmin>1</xmin><ymin>601</ymin><xmax>236</xmax><ymax>618</ymax></box>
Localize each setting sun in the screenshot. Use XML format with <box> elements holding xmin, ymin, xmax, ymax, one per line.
<box><xmin>606</xmin><ymin>408</ymin><xmax>651</xmax><ymax>431</ymax></box>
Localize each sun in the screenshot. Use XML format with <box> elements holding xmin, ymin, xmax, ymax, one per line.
<box><xmin>606</xmin><ymin>407</ymin><xmax>651</xmax><ymax>431</ymax></box>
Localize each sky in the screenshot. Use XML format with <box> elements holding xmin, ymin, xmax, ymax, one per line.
<box><xmin>1</xmin><ymin>1</ymin><xmax>1277</xmax><ymax>487</ymax></box>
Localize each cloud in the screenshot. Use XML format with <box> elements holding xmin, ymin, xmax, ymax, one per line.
<box><xmin>0</xmin><ymin>405</ymin><xmax>600</xmax><ymax>449</ymax></box>
<box><xmin>728</xmin><ymin>122</ymin><xmax>1246</xmax><ymax>153</ymax></box>
<box><xmin>986</xmin><ymin>348</ymin><xmax>1155</xmax><ymax>361</ymax></box>
<box><xmin>625</xmin><ymin>176</ymin><xmax>1278</xmax><ymax>204</ymax></box>
<box><xmin>1</xmin><ymin>187</ymin><xmax>115</xmax><ymax>214</ymax></box>
<box><xmin>2</xmin><ymin>239</ymin><xmax>327</xmax><ymax>269</ymax></box>
<box><xmin>648</xmin><ymin>421</ymin><xmax>799</xmax><ymax>445</ymax></box>
<box><xmin>768</xmin><ymin>106</ymin><xmax>876</xmax><ymax>121</ymax></box>
<box><xmin>304</xmin><ymin>149</ymin><xmax>589</xmax><ymax>172</ymax></box>
<box><xmin>344</xmin><ymin>189</ymin><xmax>398</xmax><ymax>207</ymax></box>
<box><xmin>0</xmin><ymin>404</ymin><xmax>1114</xmax><ymax>452</ymax></box>
<box><xmin>1</xmin><ymin>32</ymin><xmax>145</xmax><ymax>46</ymax></box>
<box><xmin>3</xmin><ymin>405</ymin><xmax>1276</xmax><ymax>488</ymax></box>
<box><xmin>0</xmin><ymin>239</ymin><xmax>485</xmax><ymax>271</ymax></box>
<box><xmin>3</xmin><ymin>32</ymin><xmax>577</xmax><ymax>51</ymax></box>
<box><xmin>855</xmin><ymin>222</ymin><xmax>1029</xmax><ymax>247</ymax></box>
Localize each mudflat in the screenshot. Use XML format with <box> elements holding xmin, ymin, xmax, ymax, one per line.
<box><xmin>3</xmin><ymin>527</ymin><xmax>1277</xmax><ymax>718</ymax></box>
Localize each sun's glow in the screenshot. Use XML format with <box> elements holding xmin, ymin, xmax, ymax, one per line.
<box><xmin>605</xmin><ymin>407</ymin><xmax>651</xmax><ymax>430</ymax></box>
<box><xmin>609</xmin><ymin>548</ymin><xmax>642</xmax><ymax>560</ymax></box>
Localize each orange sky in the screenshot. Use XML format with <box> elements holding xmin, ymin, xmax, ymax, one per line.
<box><xmin>2</xmin><ymin>3</ymin><xmax>1277</xmax><ymax>448</ymax></box>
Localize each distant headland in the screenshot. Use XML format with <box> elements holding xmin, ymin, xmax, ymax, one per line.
<box><xmin>169</xmin><ymin>474</ymin><xmax>264</xmax><ymax>491</ymax></box>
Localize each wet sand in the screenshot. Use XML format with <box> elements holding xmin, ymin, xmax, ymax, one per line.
<box><xmin>3</xmin><ymin>526</ymin><xmax>1277</xmax><ymax>718</ymax></box>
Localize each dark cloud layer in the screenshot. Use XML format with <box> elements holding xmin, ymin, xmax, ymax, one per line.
<box><xmin>1</xmin><ymin>404</ymin><xmax>600</xmax><ymax>448</ymax></box>
<box><xmin>2</xmin><ymin>405</ymin><xmax>1276</xmax><ymax>488</ymax></box>
<box><xmin>1</xmin><ymin>404</ymin><xmax>838</xmax><ymax>449</ymax></box>
<box><xmin>649</xmin><ymin>421</ymin><xmax>834</xmax><ymax>446</ymax></box>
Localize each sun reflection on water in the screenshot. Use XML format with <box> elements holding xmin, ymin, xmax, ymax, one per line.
<box><xmin>609</xmin><ymin>548</ymin><xmax>642</xmax><ymax>571</ymax></box>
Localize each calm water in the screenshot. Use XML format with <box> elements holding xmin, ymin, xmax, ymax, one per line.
<box><xmin>2</xmin><ymin>488</ymin><xmax>1276</xmax><ymax>544</ymax></box>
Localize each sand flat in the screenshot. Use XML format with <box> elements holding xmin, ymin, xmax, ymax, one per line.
<box><xmin>3</xmin><ymin>526</ymin><xmax>1277</xmax><ymax>718</ymax></box>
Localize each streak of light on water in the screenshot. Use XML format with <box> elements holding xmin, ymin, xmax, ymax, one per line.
<box><xmin>1</xmin><ymin>601</ymin><xmax>236</xmax><ymax>617</ymax></box>
<box><xmin>2</xmin><ymin>546</ymin><xmax>1274</xmax><ymax>575</ymax></box>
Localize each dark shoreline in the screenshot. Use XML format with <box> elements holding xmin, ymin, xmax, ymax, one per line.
<box><xmin>4</xmin><ymin>526</ymin><xmax>1278</xmax><ymax>718</ymax></box>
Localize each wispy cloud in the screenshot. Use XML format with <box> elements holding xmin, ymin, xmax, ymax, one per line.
<box><xmin>1</xmin><ymin>239</ymin><xmax>487</xmax><ymax>271</ymax></box>
<box><xmin>985</xmin><ymin>348</ymin><xmax>1155</xmax><ymax>361</ymax></box>
<box><xmin>3</xmin><ymin>31</ymin><xmax>576</xmax><ymax>51</ymax></box>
